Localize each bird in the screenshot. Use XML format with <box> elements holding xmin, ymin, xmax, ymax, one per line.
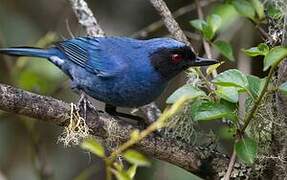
<box><xmin>0</xmin><ymin>36</ymin><xmax>217</xmax><ymax>120</ymax></box>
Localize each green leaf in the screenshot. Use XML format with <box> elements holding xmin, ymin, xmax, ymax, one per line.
<box><xmin>247</xmin><ymin>75</ymin><xmax>266</xmax><ymax>98</ymax></box>
<box><xmin>216</xmin><ymin>86</ymin><xmax>239</xmax><ymax>103</ymax></box>
<box><xmin>218</xmin><ymin>126</ymin><xmax>236</xmax><ymax>140</ymax></box>
<box><xmin>279</xmin><ymin>81</ymin><xmax>287</xmax><ymax>95</ymax></box>
<box><xmin>244</xmin><ymin>96</ymin><xmax>253</xmax><ymax>112</ymax></box>
<box><xmin>250</xmin><ymin>0</ymin><xmax>265</xmax><ymax>20</ymax></box>
<box><xmin>258</xmin><ymin>43</ymin><xmax>270</xmax><ymax>54</ymax></box>
<box><xmin>113</xmin><ymin>162</ymin><xmax>124</xmax><ymax>171</ymax></box>
<box><xmin>207</xmin><ymin>14</ymin><xmax>222</xmax><ymax>33</ymax></box>
<box><xmin>232</xmin><ymin>0</ymin><xmax>256</xmax><ymax>20</ymax></box>
<box><xmin>80</xmin><ymin>138</ymin><xmax>105</xmax><ymax>158</ymax></box>
<box><xmin>264</xmin><ymin>46</ymin><xmax>287</xmax><ymax>71</ymax></box>
<box><xmin>211</xmin><ymin>4</ymin><xmax>239</xmax><ymax>30</ymax></box>
<box><xmin>235</xmin><ymin>137</ymin><xmax>257</xmax><ymax>165</ymax></box>
<box><xmin>267</xmin><ymin>4</ymin><xmax>282</xmax><ymax>19</ymax></box>
<box><xmin>212</xmin><ymin>69</ymin><xmax>248</xmax><ymax>90</ymax></box>
<box><xmin>127</xmin><ymin>165</ymin><xmax>137</xmax><ymax>179</ymax></box>
<box><xmin>190</xmin><ymin>19</ymin><xmax>207</xmax><ymax>31</ymax></box>
<box><xmin>206</xmin><ymin>61</ymin><xmax>224</xmax><ymax>76</ymax></box>
<box><xmin>166</xmin><ymin>84</ymin><xmax>206</xmax><ymax>104</ymax></box>
<box><xmin>213</xmin><ymin>40</ymin><xmax>235</xmax><ymax>61</ymax></box>
<box><xmin>202</xmin><ymin>23</ymin><xmax>214</xmax><ymax>40</ymax></box>
<box><xmin>191</xmin><ymin>99</ymin><xmax>236</xmax><ymax>121</ymax></box>
<box><xmin>123</xmin><ymin>150</ymin><xmax>151</xmax><ymax>167</ymax></box>
<box><xmin>111</xmin><ymin>169</ymin><xmax>131</xmax><ymax>180</ymax></box>
<box><xmin>242</xmin><ymin>43</ymin><xmax>269</xmax><ymax>57</ymax></box>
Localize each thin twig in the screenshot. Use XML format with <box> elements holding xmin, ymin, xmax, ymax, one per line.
<box><xmin>0</xmin><ymin>83</ymin><xmax>228</xmax><ymax>178</ymax></box>
<box><xmin>223</xmin><ymin>149</ymin><xmax>236</xmax><ymax>180</ymax></box>
<box><xmin>195</xmin><ymin>0</ymin><xmax>217</xmax><ymax>77</ymax></box>
<box><xmin>255</xmin><ymin>25</ymin><xmax>273</xmax><ymax>43</ymax></box>
<box><xmin>132</xmin><ymin>0</ymin><xmax>216</xmax><ymax>38</ymax></box>
<box><xmin>68</xmin><ymin>0</ymin><xmax>105</xmax><ymax>37</ymax></box>
<box><xmin>241</xmin><ymin>65</ymin><xmax>276</xmax><ymax>132</ymax></box>
<box><xmin>149</xmin><ymin>0</ymin><xmax>194</xmax><ymax>52</ymax></box>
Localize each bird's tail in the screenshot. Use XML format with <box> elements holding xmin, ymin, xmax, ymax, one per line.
<box><xmin>0</xmin><ymin>47</ymin><xmax>54</xmax><ymax>58</ymax></box>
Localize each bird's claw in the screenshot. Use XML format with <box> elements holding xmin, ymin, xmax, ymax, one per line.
<box><xmin>76</xmin><ymin>92</ymin><xmax>98</xmax><ymax>120</ymax></box>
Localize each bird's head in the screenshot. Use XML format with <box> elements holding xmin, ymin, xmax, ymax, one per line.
<box><xmin>146</xmin><ymin>38</ymin><xmax>218</xmax><ymax>79</ymax></box>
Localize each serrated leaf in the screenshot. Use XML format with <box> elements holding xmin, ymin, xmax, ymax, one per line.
<box><xmin>247</xmin><ymin>75</ymin><xmax>266</xmax><ymax>98</ymax></box>
<box><xmin>216</xmin><ymin>86</ymin><xmax>239</xmax><ymax>103</ymax></box>
<box><xmin>212</xmin><ymin>69</ymin><xmax>248</xmax><ymax>90</ymax></box>
<box><xmin>264</xmin><ymin>46</ymin><xmax>287</xmax><ymax>71</ymax></box>
<box><xmin>166</xmin><ymin>84</ymin><xmax>206</xmax><ymax>104</ymax></box>
<box><xmin>213</xmin><ymin>41</ymin><xmax>235</xmax><ymax>61</ymax></box>
<box><xmin>190</xmin><ymin>19</ymin><xmax>207</xmax><ymax>31</ymax></box>
<box><xmin>235</xmin><ymin>137</ymin><xmax>257</xmax><ymax>165</ymax></box>
<box><xmin>250</xmin><ymin>0</ymin><xmax>265</xmax><ymax>20</ymax></box>
<box><xmin>81</xmin><ymin>138</ymin><xmax>105</xmax><ymax>158</ymax></box>
<box><xmin>232</xmin><ymin>0</ymin><xmax>256</xmax><ymax>20</ymax></box>
<box><xmin>242</xmin><ymin>43</ymin><xmax>269</xmax><ymax>57</ymax></box>
<box><xmin>123</xmin><ymin>150</ymin><xmax>150</xmax><ymax>167</ymax></box>
<box><xmin>127</xmin><ymin>165</ymin><xmax>137</xmax><ymax>179</ymax></box>
<box><xmin>191</xmin><ymin>99</ymin><xmax>236</xmax><ymax>121</ymax></box>
<box><xmin>207</xmin><ymin>14</ymin><xmax>222</xmax><ymax>33</ymax></box>
<box><xmin>279</xmin><ymin>81</ymin><xmax>287</xmax><ymax>95</ymax></box>
<box><xmin>111</xmin><ymin>169</ymin><xmax>131</xmax><ymax>180</ymax></box>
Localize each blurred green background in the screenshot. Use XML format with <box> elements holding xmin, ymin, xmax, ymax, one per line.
<box><xmin>0</xmin><ymin>0</ymin><xmax>264</xmax><ymax>179</ymax></box>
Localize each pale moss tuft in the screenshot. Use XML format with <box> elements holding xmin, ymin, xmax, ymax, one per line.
<box><xmin>58</xmin><ymin>103</ymin><xmax>91</xmax><ymax>147</ymax></box>
<box><xmin>163</xmin><ymin>104</ymin><xmax>197</xmax><ymax>144</ymax></box>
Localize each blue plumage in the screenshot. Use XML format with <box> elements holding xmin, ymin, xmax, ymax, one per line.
<box><xmin>0</xmin><ymin>36</ymin><xmax>217</xmax><ymax>107</ymax></box>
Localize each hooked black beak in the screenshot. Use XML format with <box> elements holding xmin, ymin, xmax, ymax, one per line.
<box><xmin>192</xmin><ymin>56</ymin><xmax>219</xmax><ymax>66</ymax></box>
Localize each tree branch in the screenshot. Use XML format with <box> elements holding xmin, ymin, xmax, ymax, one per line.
<box><xmin>68</xmin><ymin>0</ymin><xmax>105</xmax><ymax>37</ymax></box>
<box><xmin>149</xmin><ymin>0</ymin><xmax>194</xmax><ymax>52</ymax></box>
<box><xmin>0</xmin><ymin>83</ymin><xmax>230</xmax><ymax>179</ymax></box>
<box><xmin>131</xmin><ymin>0</ymin><xmax>216</xmax><ymax>38</ymax></box>
<box><xmin>0</xmin><ymin>0</ymin><xmax>243</xmax><ymax>179</ymax></box>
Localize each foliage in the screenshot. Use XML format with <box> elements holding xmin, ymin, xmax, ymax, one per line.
<box><xmin>78</xmin><ymin>0</ymin><xmax>287</xmax><ymax>179</ymax></box>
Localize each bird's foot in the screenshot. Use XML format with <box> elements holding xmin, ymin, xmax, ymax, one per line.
<box><xmin>105</xmin><ymin>104</ymin><xmax>147</xmax><ymax>128</ymax></box>
<box><xmin>76</xmin><ymin>92</ymin><xmax>98</xmax><ymax>120</ymax></box>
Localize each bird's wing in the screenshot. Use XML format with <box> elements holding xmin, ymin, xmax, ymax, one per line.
<box><xmin>56</xmin><ymin>37</ymin><xmax>124</xmax><ymax>78</ymax></box>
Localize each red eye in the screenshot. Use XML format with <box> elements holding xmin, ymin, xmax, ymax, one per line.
<box><xmin>171</xmin><ymin>54</ymin><xmax>183</xmax><ymax>64</ymax></box>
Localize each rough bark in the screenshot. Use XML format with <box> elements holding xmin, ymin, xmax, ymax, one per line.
<box><xmin>269</xmin><ymin>15</ymin><xmax>287</xmax><ymax>179</ymax></box>
<box><xmin>0</xmin><ymin>83</ymin><xmax>231</xmax><ymax>179</ymax></box>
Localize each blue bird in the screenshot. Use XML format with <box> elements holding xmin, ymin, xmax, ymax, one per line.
<box><xmin>0</xmin><ymin>36</ymin><xmax>217</xmax><ymax>119</ymax></box>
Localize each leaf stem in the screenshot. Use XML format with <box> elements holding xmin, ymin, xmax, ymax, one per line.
<box><xmin>224</xmin><ymin>65</ymin><xmax>276</xmax><ymax>179</ymax></box>
<box><xmin>241</xmin><ymin>65</ymin><xmax>275</xmax><ymax>132</ymax></box>
<box><xmin>223</xmin><ymin>149</ymin><xmax>237</xmax><ymax>180</ymax></box>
